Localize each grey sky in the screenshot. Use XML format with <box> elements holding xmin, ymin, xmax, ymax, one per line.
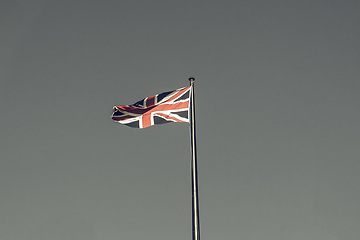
<box><xmin>1</xmin><ymin>0</ymin><xmax>359</xmax><ymax>239</ymax></box>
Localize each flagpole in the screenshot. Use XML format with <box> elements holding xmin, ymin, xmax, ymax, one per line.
<box><xmin>189</xmin><ymin>77</ymin><xmax>200</xmax><ymax>240</ymax></box>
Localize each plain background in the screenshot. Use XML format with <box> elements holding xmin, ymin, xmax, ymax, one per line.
<box><xmin>1</xmin><ymin>0</ymin><xmax>359</xmax><ymax>239</ymax></box>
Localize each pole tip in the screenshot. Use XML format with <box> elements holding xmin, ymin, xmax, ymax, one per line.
<box><xmin>189</xmin><ymin>77</ymin><xmax>195</xmax><ymax>82</ymax></box>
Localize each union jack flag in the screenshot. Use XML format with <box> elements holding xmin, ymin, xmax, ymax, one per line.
<box><xmin>111</xmin><ymin>86</ymin><xmax>191</xmax><ymax>128</ymax></box>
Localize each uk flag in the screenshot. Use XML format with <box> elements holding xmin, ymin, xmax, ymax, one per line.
<box><xmin>111</xmin><ymin>86</ymin><xmax>191</xmax><ymax>128</ymax></box>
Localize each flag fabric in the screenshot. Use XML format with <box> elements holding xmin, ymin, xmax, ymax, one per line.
<box><xmin>111</xmin><ymin>86</ymin><xmax>191</xmax><ymax>128</ymax></box>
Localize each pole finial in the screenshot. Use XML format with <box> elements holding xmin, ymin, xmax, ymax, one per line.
<box><xmin>189</xmin><ymin>77</ymin><xmax>195</xmax><ymax>83</ymax></box>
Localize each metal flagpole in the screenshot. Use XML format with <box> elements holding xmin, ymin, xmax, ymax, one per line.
<box><xmin>189</xmin><ymin>77</ymin><xmax>200</xmax><ymax>240</ymax></box>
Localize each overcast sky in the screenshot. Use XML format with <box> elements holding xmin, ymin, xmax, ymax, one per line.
<box><xmin>1</xmin><ymin>0</ymin><xmax>360</xmax><ymax>239</ymax></box>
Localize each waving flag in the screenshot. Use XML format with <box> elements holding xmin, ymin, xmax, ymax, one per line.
<box><xmin>111</xmin><ymin>86</ymin><xmax>191</xmax><ymax>128</ymax></box>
